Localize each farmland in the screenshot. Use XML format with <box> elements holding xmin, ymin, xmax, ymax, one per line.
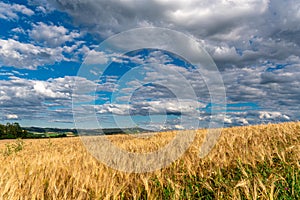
<box><xmin>0</xmin><ymin>122</ymin><xmax>299</xmax><ymax>199</ymax></box>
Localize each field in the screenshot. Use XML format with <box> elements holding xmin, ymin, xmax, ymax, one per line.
<box><xmin>0</xmin><ymin>122</ymin><xmax>299</xmax><ymax>199</ymax></box>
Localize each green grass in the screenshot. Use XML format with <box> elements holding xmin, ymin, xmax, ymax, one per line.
<box><xmin>130</xmin><ymin>158</ymin><xmax>299</xmax><ymax>199</ymax></box>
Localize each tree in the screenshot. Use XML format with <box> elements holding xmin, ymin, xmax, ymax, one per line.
<box><xmin>0</xmin><ymin>122</ymin><xmax>27</xmax><ymax>139</ymax></box>
<box><xmin>0</xmin><ymin>124</ymin><xmax>4</xmax><ymax>138</ymax></box>
<box><xmin>11</xmin><ymin>122</ymin><xmax>23</xmax><ymax>138</ymax></box>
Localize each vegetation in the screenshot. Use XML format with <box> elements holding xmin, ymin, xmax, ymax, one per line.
<box><xmin>0</xmin><ymin>123</ymin><xmax>68</xmax><ymax>139</ymax></box>
<box><xmin>23</xmin><ymin>126</ymin><xmax>151</xmax><ymax>136</ymax></box>
<box><xmin>2</xmin><ymin>139</ymin><xmax>24</xmax><ymax>156</ymax></box>
<box><xmin>0</xmin><ymin>122</ymin><xmax>299</xmax><ymax>199</ymax></box>
<box><xmin>0</xmin><ymin>122</ymin><xmax>28</xmax><ymax>139</ymax></box>
<box><xmin>23</xmin><ymin>127</ymin><xmax>78</xmax><ymax>135</ymax></box>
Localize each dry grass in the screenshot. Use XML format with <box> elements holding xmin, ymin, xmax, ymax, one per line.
<box><xmin>0</xmin><ymin>122</ymin><xmax>299</xmax><ymax>199</ymax></box>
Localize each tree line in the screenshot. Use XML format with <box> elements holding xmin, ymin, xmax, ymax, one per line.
<box><xmin>0</xmin><ymin>122</ymin><xmax>28</xmax><ymax>139</ymax></box>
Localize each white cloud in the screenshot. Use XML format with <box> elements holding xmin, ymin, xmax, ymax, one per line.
<box><xmin>174</xmin><ymin>124</ymin><xmax>184</xmax><ymax>130</ymax></box>
<box><xmin>0</xmin><ymin>76</ymin><xmax>97</xmax><ymax>121</ymax></box>
<box><xmin>237</xmin><ymin>118</ymin><xmax>249</xmax><ymax>125</ymax></box>
<box><xmin>259</xmin><ymin>111</ymin><xmax>290</xmax><ymax>120</ymax></box>
<box><xmin>211</xmin><ymin>45</ymin><xmax>240</xmax><ymax>62</ymax></box>
<box><xmin>11</xmin><ymin>27</ymin><xmax>26</xmax><ymax>34</ymax></box>
<box><xmin>0</xmin><ymin>2</ymin><xmax>34</xmax><ymax>20</ymax></box>
<box><xmin>29</xmin><ymin>22</ymin><xmax>81</xmax><ymax>47</ymax></box>
<box><xmin>95</xmin><ymin>99</ymin><xmax>204</xmax><ymax>116</ymax></box>
<box><xmin>28</xmin><ymin>0</ymin><xmax>56</xmax><ymax>13</ymax></box>
<box><xmin>224</xmin><ymin>116</ymin><xmax>233</xmax><ymax>124</ymax></box>
<box><xmin>84</xmin><ymin>49</ymin><xmax>109</xmax><ymax>65</ymax></box>
<box><xmin>5</xmin><ymin>114</ymin><xmax>19</xmax><ymax>120</ymax></box>
<box><xmin>0</xmin><ymin>39</ymin><xmax>66</xmax><ymax>69</ymax></box>
<box><xmin>0</xmin><ymin>22</ymin><xmax>86</xmax><ymax>69</ymax></box>
<box><xmin>34</xmin><ymin>81</ymin><xmax>66</xmax><ymax>99</ymax></box>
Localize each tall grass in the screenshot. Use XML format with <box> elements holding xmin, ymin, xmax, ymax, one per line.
<box><xmin>0</xmin><ymin>122</ymin><xmax>299</xmax><ymax>199</ymax></box>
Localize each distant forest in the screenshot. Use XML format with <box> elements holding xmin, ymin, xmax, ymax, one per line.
<box><xmin>0</xmin><ymin>122</ymin><xmax>153</xmax><ymax>139</ymax></box>
<box><xmin>0</xmin><ymin>123</ymin><xmax>70</xmax><ymax>139</ymax></box>
<box><xmin>0</xmin><ymin>123</ymin><xmax>28</xmax><ymax>139</ymax></box>
<box><xmin>23</xmin><ymin>126</ymin><xmax>78</xmax><ymax>134</ymax></box>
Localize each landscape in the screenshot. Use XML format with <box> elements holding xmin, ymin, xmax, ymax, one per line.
<box><xmin>1</xmin><ymin>122</ymin><xmax>299</xmax><ymax>199</ymax></box>
<box><xmin>1</xmin><ymin>0</ymin><xmax>300</xmax><ymax>199</ymax></box>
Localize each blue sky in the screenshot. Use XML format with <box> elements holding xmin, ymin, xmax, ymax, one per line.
<box><xmin>0</xmin><ymin>0</ymin><xmax>299</xmax><ymax>129</ymax></box>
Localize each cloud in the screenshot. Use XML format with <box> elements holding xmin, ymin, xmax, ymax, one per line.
<box><xmin>88</xmin><ymin>50</ymin><xmax>210</xmax><ymax>117</ymax></box>
<box><xmin>5</xmin><ymin>114</ymin><xmax>19</xmax><ymax>120</ymax></box>
<box><xmin>222</xmin><ymin>60</ymin><xmax>300</xmax><ymax>122</ymax></box>
<box><xmin>109</xmin><ymin>50</ymin><xmax>299</xmax><ymax>125</ymax></box>
<box><xmin>84</xmin><ymin>49</ymin><xmax>109</xmax><ymax>65</ymax></box>
<box><xmin>11</xmin><ymin>27</ymin><xmax>26</xmax><ymax>34</ymax></box>
<box><xmin>0</xmin><ymin>15</ymin><xmax>88</xmax><ymax>70</ymax></box>
<box><xmin>0</xmin><ymin>2</ymin><xmax>34</xmax><ymax>20</ymax></box>
<box><xmin>102</xmin><ymin>50</ymin><xmax>211</xmax><ymax>104</ymax></box>
<box><xmin>223</xmin><ymin>111</ymin><xmax>292</xmax><ymax>127</ymax></box>
<box><xmin>0</xmin><ymin>76</ymin><xmax>97</xmax><ymax>122</ymax></box>
<box><xmin>0</xmin><ymin>39</ymin><xmax>66</xmax><ymax>69</ymax></box>
<box><xmin>29</xmin><ymin>22</ymin><xmax>81</xmax><ymax>47</ymax></box>
<box><xmin>47</xmin><ymin>0</ymin><xmax>268</xmax><ymax>37</ymax></box>
<box><xmin>44</xmin><ymin>0</ymin><xmax>300</xmax><ymax>70</ymax></box>
<box><xmin>28</xmin><ymin>0</ymin><xmax>56</xmax><ymax>13</ymax></box>
<box><xmin>258</xmin><ymin>111</ymin><xmax>290</xmax><ymax>120</ymax></box>
<box><xmin>1</xmin><ymin>0</ymin><xmax>299</xmax><ymax>128</ymax></box>
<box><xmin>95</xmin><ymin>99</ymin><xmax>203</xmax><ymax>116</ymax></box>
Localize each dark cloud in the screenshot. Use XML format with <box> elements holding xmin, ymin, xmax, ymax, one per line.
<box><xmin>45</xmin><ymin>0</ymin><xmax>300</xmax><ymax>68</ymax></box>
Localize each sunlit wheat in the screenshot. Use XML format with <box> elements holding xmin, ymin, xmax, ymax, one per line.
<box><xmin>0</xmin><ymin>122</ymin><xmax>299</xmax><ymax>199</ymax></box>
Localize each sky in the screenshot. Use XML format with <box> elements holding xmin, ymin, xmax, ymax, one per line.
<box><xmin>0</xmin><ymin>0</ymin><xmax>299</xmax><ymax>130</ymax></box>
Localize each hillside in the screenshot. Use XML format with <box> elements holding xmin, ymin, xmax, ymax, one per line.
<box><xmin>0</xmin><ymin>122</ymin><xmax>299</xmax><ymax>199</ymax></box>
<box><xmin>23</xmin><ymin>126</ymin><xmax>152</xmax><ymax>135</ymax></box>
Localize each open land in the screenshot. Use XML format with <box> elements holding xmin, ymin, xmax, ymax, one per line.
<box><xmin>0</xmin><ymin>122</ymin><xmax>299</xmax><ymax>199</ymax></box>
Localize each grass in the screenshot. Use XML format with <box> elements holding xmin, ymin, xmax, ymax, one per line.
<box><xmin>2</xmin><ymin>139</ymin><xmax>24</xmax><ymax>156</ymax></box>
<box><xmin>0</xmin><ymin>122</ymin><xmax>299</xmax><ymax>199</ymax></box>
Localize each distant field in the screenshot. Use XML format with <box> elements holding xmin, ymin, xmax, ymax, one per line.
<box><xmin>0</xmin><ymin>122</ymin><xmax>299</xmax><ymax>199</ymax></box>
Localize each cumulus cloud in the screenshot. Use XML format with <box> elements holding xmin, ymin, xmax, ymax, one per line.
<box><xmin>84</xmin><ymin>48</ymin><xmax>298</xmax><ymax>128</ymax></box>
<box><xmin>29</xmin><ymin>22</ymin><xmax>81</xmax><ymax>47</ymax></box>
<box><xmin>0</xmin><ymin>39</ymin><xmax>66</xmax><ymax>69</ymax></box>
<box><xmin>0</xmin><ymin>13</ymin><xmax>88</xmax><ymax>70</ymax></box>
<box><xmin>44</xmin><ymin>0</ymin><xmax>300</xmax><ymax>70</ymax></box>
<box><xmin>259</xmin><ymin>111</ymin><xmax>290</xmax><ymax>120</ymax></box>
<box><xmin>107</xmin><ymin>50</ymin><xmax>211</xmax><ymax>104</ymax></box>
<box><xmin>0</xmin><ymin>2</ymin><xmax>34</xmax><ymax>20</ymax></box>
<box><xmin>5</xmin><ymin>114</ymin><xmax>19</xmax><ymax>120</ymax></box>
<box><xmin>0</xmin><ymin>35</ymin><xmax>88</xmax><ymax>70</ymax></box>
<box><xmin>28</xmin><ymin>0</ymin><xmax>58</xmax><ymax>13</ymax></box>
<box><xmin>223</xmin><ymin>111</ymin><xmax>292</xmax><ymax>127</ymax></box>
<box><xmin>95</xmin><ymin>99</ymin><xmax>203</xmax><ymax>116</ymax></box>
<box><xmin>84</xmin><ymin>49</ymin><xmax>109</xmax><ymax>65</ymax></box>
<box><xmin>0</xmin><ymin>76</ymin><xmax>97</xmax><ymax>122</ymax></box>
<box><xmin>221</xmin><ymin>61</ymin><xmax>300</xmax><ymax>124</ymax></box>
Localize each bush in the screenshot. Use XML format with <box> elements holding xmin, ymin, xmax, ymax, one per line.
<box><xmin>2</xmin><ymin>139</ymin><xmax>24</xmax><ymax>156</ymax></box>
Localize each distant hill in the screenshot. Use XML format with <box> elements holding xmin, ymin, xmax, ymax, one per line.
<box><xmin>23</xmin><ymin>127</ymin><xmax>78</xmax><ymax>134</ymax></box>
<box><xmin>23</xmin><ymin>127</ymin><xmax>152</xmax><ymax>135</ymax></box>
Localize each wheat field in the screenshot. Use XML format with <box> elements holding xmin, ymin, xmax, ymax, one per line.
<box><xmin>0</xmin><ymin>122</ymin><xmax>299</xmax><ymax>199</ymax></box>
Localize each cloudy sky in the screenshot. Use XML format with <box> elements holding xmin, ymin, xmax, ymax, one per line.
<box><xmin>0</xmin><ymin>0</ymin><xmax>299</xmax><ymax>129</ymax></box>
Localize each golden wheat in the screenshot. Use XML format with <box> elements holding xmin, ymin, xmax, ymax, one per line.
<box><xmin>0</xmin><ymin>122</ymin><xmax>299</xmax><ymax>199</ymax></box>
